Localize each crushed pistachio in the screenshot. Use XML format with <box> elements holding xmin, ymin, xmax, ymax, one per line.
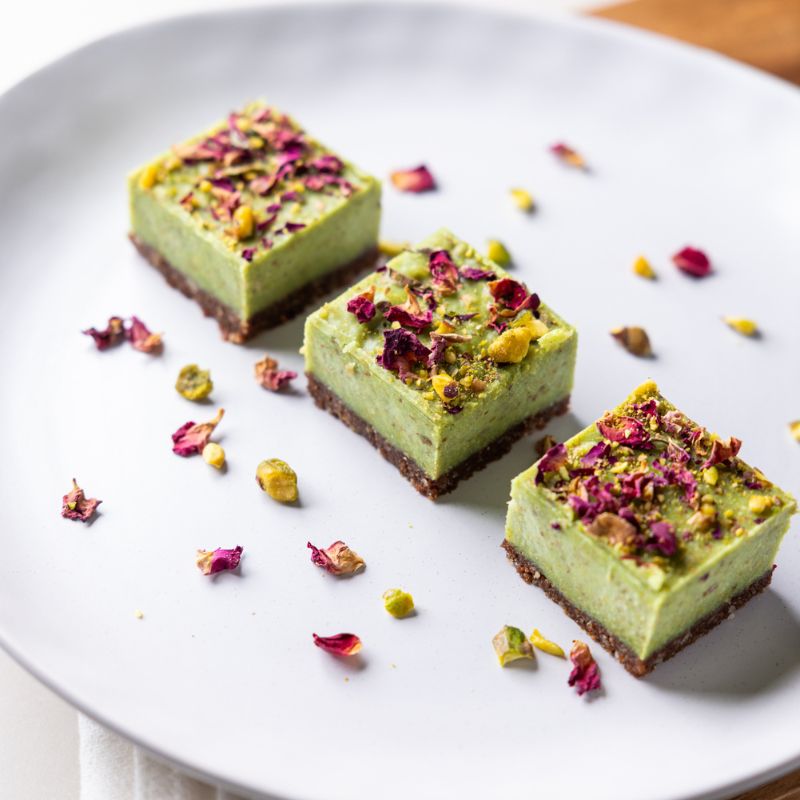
<box><xmin>703</xmin><ymin>466</ymin><xmax>719</xmax><ymax>486</ymax></box>
<box><xmin>492</xmin><ymin>625</ymin><xmax>534</xmax><ymax>666</ymax></box>
<box><xmin>432</xmin><ymin>373</ymin><xmax>458</xmax><ymax>403</ymax></box>
<box><xmin>790</xmin><ymin>421</ymin><xmax>800</xmax><ymax>442</ymax></box>
<box><xmin>256</xmin><ymin>458</ymin><xmax>298</xmax><ymax>503</ymax></box>
<box><xmin>486</xmin><ymin>239</ymin><xmax>511</xmax><ymax>266</ymax></box>
<box><xmin>529</xmin><ymin>629</ymin><xmax>566</xmax><ymax>658</ymax></box>
<box><xmin>610</xmin><ymin>326</ymin><xmax>652</xmax><ymax>358</ymax></box>
<box><xmin>134</xmin><ymin>610</ymin><xmax>144</xmax><ymax>620</ymax></box>
<box><xmin>383</xmin><ymin>588</ymin><xmax>415</xmax><ymax>618</ymax></box>
<box><xmin>509</xmin><ymin>188</ymin><xmax>534</xmax><ymax>212</ymax></box>
<box><xmin>632</xmin><ymin>255</ymin><xmax>656</xmax><ymax>279</ymax></box>
<box><xmin>748</xmin><ymin>495</ymin><xmax>773</xmax><ymax>515</ymax></box>
<box><xmin>723</xmin><ymin>316</ymin><xmax>759</xmax><ymax>337</ymax></box>
<box><xmin>176</xmin><ymin>364</ymin><xmax>213</xmax><ymax>401</ymax></box>
<box><xmin>138</xmin><ymin>164</ymin><xmax>160</xmax><ymax>190</ymax></box>
<box><xmin>202</xmin><ymin>442</ymin><xmax>226</xmax><ymax>469</ymax></box>
<box><xmin>232</xmin><ymin>205</ymin><xmax>255</xmax><ymax>240</ymax></box>
<box><xmin>488</xmin><ymin>327</ymin><xmax>532</xmax><ymax>363</ymax></box>
<box><xmin>379</xmin><ymin>240</ymin><xmax>410</xmax><ymax>257</ymax></box>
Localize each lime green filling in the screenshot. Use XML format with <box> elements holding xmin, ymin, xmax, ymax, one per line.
<box><xmin>303</xmin><ymin>229</ymin><xmax>577</xmax><ymax>479</ymax></box>
<box><xmin>128</xmin><ymin>101</ymin><xmax>381</xmax><ymax>320</ymax></box>
<box><xmin>505</xmin><ymin>382</ymin><xmax>797</xmax><ymax>660</ymax></box>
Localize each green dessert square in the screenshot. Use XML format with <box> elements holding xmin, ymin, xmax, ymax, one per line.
<box><xmin>504</xmin><ymin>380</ymin><xmax>797</xmax><ymax>675</ymax></box>
<box><xmin>129</xmin><ymin>101</ymin><xmax>381</xmax><ymax>342</ymax></box>
<box><xmin>303</xmin><ymin>228</ymin><xmax>578</xmax><ymax>499</ymax></box>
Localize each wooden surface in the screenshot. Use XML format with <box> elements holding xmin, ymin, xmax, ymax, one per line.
<box><xmin>594</xmin><ymin>0</ymin><xmax>800</xmax><ymax>85</ymax></box>
<box><xmin>588</xmin><ymin>4</ymin><xmax>800</xmax><ymax>798</ymax></box>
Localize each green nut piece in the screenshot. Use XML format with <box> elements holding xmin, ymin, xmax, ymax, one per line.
<box><xmin>256</xmin><ymin>458</ymin><xmax>298</xmax><ymax>503</ymax></box>
<box><xmin>486</xmin><ymin>239</ymin><xmax>511</xmax><ymax>267</ymax></box>
<box><xmin>382</xmin><ymin>588</ymin><xmax>415</xmax><ymax>618</ymax></box>
<box><xmin>492</xmin><ymin>625</ymin><xmax>534</xmax><ymax>666</ymax></box>
<box><xmin>176</xmin><ymin>364</ymin><xmax>213</xmax><ymax>401</ymax></box>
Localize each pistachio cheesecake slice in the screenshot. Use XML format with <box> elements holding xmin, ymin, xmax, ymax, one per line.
<box><xmin>504</xmin><ymin>381</ymin><xmax>797</xmax><ymax>676</ymax></box>
<box><xmin>129</xmin><ymin>101</ymin><xmax>381</xmax><ymax>342</ymax></box>
<box><xmin>303</xmin><ymin>228</ymin><xmax>578</xmax><ymax>499</ymax></box>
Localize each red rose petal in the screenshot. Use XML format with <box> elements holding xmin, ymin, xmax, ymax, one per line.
<box><xmin>568</xmin><ymin>640</ymin><xmax>601</xmax><ymax>696</ymax></box>
<box><xmin>196</xmin><ymin>545</ymin><xmax>243</xmax><ymax>575</ymax></box>
<box><xmin>672</xmin><ymin>246</ymin><xmax>712</xmax><ymax>278</ymax></box>
<box><xmin>390</xmin><ymin>165</ymin><xmax>436</xmax><ymax>193</ymax></box>
<box><xmin>172</xmin><ymin>409</ymin><xmax>224</xmax><ymax>456</ymax></box>
<box><xmin>313</xmin><ymin>632</ymin><xmax>362</xmax><ymax>656</ymax></box>
<box><xmin>61</xmin><ymin>479</ymin><xmax>102</xmax><ymax>522</ymax></box>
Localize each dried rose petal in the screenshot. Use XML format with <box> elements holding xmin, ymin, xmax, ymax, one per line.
<box><xmin>610</xmin><ymin>326</ymin><xmax>652</xmax><ymax>358</ymax></box>
<box><xmin>307</xmin><ymin>540</ymin><xmax>365</xmax><ymax>576</ymax></box>
<box><xmin>172</xmin><ymin>408</ymin><xmax>225</xmax><ymax>456</ymax></box>
<box><xmin>385</xmin><ymin>287</ymin><xmax>433</xmax><ymax>330</ymax></box>
<box><xmin>581</xmin><ymin>442</ymin><xmax>610</xmax><ymax>466</ymax></box>
<box><xmin>127</xmin><ymin>316</ymin><xmax>162</xmax><ymax>354</ymax></box>
<box><xmin>550</xmin><ymin>143</ymin><xmax>586</xmax><ymax>169</ymax></box>
<box><xmin>488</xmin><ymin>279</ymin><xmax>539</xmax><ymax>313</ymax></box>
<box><xmin>254</xmin><ymin>355</ymin><xmax>297</xmax><ymax>392</ymax></box>
<box><xmin>312</xmin><ymin>633</ymin><xmax>362</xmax><ymax>656</ymax></box>
<box><xmin>673</xmin><ymin>247</ymin><xmax>712</xmax><ymax>278</ymax></box>
<box><xmin>346</xmin><ymin>289</ymin><xmax>376</xmax><ymax>323</ymax></box>
<box><xmin>429</xmin><ymin>250</ymin><xmax>460</xmax><ymax>294</ymax></box>
<box><xmin>390</xmin><ymin>165</ymin><xmax>436</xmax><ymax>193</ymax></box>
<box><xmin>61</xmin><ymin>479</ymin><xmax>102</xmax><ymax>522</ymax></box>
<box><xmin>83</xmin><ymin>317</ymin><xmax>126</xmax><ymax>351</ymax></box>
<box><xmin>701</xmin><ymin>436</ymin><xmax>742</xmax><ymax>469</ymax></box>
<box><xmin>195</xmin><ymin>545</ymin><xmax>243</xmax><ymax>575</ymax></box>
<box><xmin>597</xmin><ymin>415</ymin><xmax>650</xmax><ymax>447</ymax></box>
<box><xmin>460</xmin><ymin>266</ymin><xmax>496</xmax><ymax>281</ymax></box>
<box><xmin>535</xmin><ymin>443</ymin><xmax>568</xmax><ymax>484</ymax></box>
<box><xmin>646</xmin><ymin>521</ymin><xmax>678</xmax><ymax>557</ymax></box>
<box><xmin>376</xmin><ymin>329</ymin><xmax>431</xmax><ymax>378</ymax></box>
<box><xmin>568</xmin><ymin>640</ymin><xmax>601</xmax><ymax>696</ymax></box>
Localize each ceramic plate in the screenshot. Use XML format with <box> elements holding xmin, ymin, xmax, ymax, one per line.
<box><xmin>1</xmin><ymin>3</ymin><xmax>798</xmax><ymax>799</ymax></box>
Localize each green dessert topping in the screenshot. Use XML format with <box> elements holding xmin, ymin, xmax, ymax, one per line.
<box><xmin>492</xmin><ymin>625</ymin><xmax>534</xmax><ymax>666</ymax></box>
<box><xmin>534</xmin><ymin>380</ymin><xmax>791</xmax><ymax>572</ymax></box>
<box><xmin>175</xmin><ymin>364</ymin><xmax>213</xmax><ymax>401</ymax></box>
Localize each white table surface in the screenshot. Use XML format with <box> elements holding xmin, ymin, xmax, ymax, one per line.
<box><xmin>0</xmin><ymin>2</ymin><xmax>598</xmax><ymax>797</ymax></box>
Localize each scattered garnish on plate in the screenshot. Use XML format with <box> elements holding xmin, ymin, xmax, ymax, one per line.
<box><xmin>509</xmin><ymin>187</ymin><xmax>534</xmax><ymax>212</ymax></box>
<box><xmin>61</xmin><ymin>479</ymin><xmax>102</xmax><ymax>522</ymax></box>
<box><xmin>486</xmin><ymin>239</ymin><xmax>511</xmax><ymax>267</ymax></box>
<box><xmin>722</xmin><ymin>316</ymin><xmax>759</xmax><ymax>337</ymax></box>
<box><xmin>195</xmin><ymin>545</ymin><xmax>243</xmax><ymax>576</ymax></box>
<box><xmin>202</xmin><ymin>442</ymin><xmax>226</xmax><ymax>469</ymax></box>
<box><xmin>568</xmin><ymin>640</ymin><xmax>601</xmax><ymax>696</ymax></box>
<box><xmin>390</xmin><ymin>165</ymin><xmax>436</xmax><ymax>193</ymax></box>
<box><xmin>549</xmin><ymin>142</ymin><xmax>586</xmax><ymax>170</ymax></box>
<box><xmin>171</xmin><ymin>408</ymin><xmax>225</xmax><ymax>456</ymax></box>
<box><xmin>789</xmin><ymin>421</ymin><xmax>800</xmax><ymax>442</ymax></box>
<box><xmin>610</xmin><ymin>325</ymin><xmax>653</xmax><ymax>357</ymax></box>
<box><xmin>254</xmin><ymin>354</ymin><xmax>297</xmax><ymax>392</ymax></box>
<box><xmin>382</xmin><ymin>588</ymin><xmax>415</xmax><ymax>618</ymax></box>
<box><xmin>307</xmin><ymin>541</ymin><xmax>365</xmax><ymax>576</ymax></box>
<box><xmin>529</xmin><ymin>629</ymin><xmax>565</xmax><ymax>658</ymax></box>
<box><xmin>312</xmin><ymin>633</ymin><xmax>362</xmax><ymax>656</ymax></box>
<box><xmin>632</xmin><ymin>255</ymin><xmax>656</xmax><ymax>280</ymax></box>
<box><xmin>134</xmin><ymin>610</ymin><xmax>144</xmax><ymax>620</ymax></box>
<box><xmin>256</xmin><ymin>458</ymin><xmax>298</xmax><ymax>503</ymax></box>
<box><xmin>379</xmin><ymin>240</ymin><xmax>410</xmax><ymax>258</ymax></box>
<box><xmin>127</xmin><ymin>316</ymin><xmax>163</xmax><ymax>353</ymax></box>
<box><xmin>175</xmin><ymin>364</ymin><xmax>213</xmax><ymax>401</ymax></box>
<box><xmin>83</xmin><ymin>316</ymin><xmax>126</xmax><ymax>350</ymax></box>
<box><xmin>672</xmin><ymin>246</ymin><xmax>712</xmax><ymax>278</ymax></box>
<box><xmin>492</xmin><ymin>625</ymin><xmax>534</xmax><ymax>666</ymax></box>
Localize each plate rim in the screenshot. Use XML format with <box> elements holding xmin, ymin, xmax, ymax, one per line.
<box><xmin>1</xmin><ymin>3</ymin><xmax>798</xmax><ymax>799</ymax></box>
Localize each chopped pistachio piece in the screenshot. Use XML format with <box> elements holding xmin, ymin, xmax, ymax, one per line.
<box><xmin>256</xmin><ymin>458</ymin><xmax>298</xmax><ymax>503</ymax></box>
<box><xmin>486</xmin><ymin>239</ymin><xmax>511</xmax><ymax>267</ymax></box>
<box><xmin>232</xmin><ymin>205</ymin><xmax>255</xmax><ymax>240</ymax></box>
<box><xmin>492</xmin><ymin>625</ymin><xmax>534</xmax><ymax>666</ymax></box>
<box><xmin>379</xmin><ymin>240</ymin><xmax>410</xmax><ymax>258</ymax></box>
<box><xmin>610</xmin><ymin>326</ymin><xmax>652</xmax><ymax>358</ymax></box>
<box><xmin>202</xmin><ymin>442</ymin><xmax>226</xmax><ymax>469</ymax></box>
<box><xmin>175</xmin><ymin>364</ymin><xmax>213</xmax><ymax>401</ymax></box>
<box><xmin>723</xmin><ymin>316</ymin><xmax>759</xmax><ymax>337</ymax></box>
<box><xmin>530</xmin><ymin>628</ymin><xmax>566</xmax><ymax>658</ymax></box>
<box><xmin>383</xmin><ymin>588</ymin><xmax>415</xmax><ymax>618</ymax></box>
<box><xmin>632</xmin><ymin>255</ymin><xmax>656</xmax><ymax>279</ymax></box>
<box><xmin>509</xmin><ymin>187</ymin><xmax>534</xmax><ymax>213</ymax></box>
<box><xmin>790</xmin><ymin>421</ymin><xmax>800</xmax><ymax>442</ymax></box>
<box><xmin>138</xmin><ymin>163</ymin><xmax>159</xmax><ymax>190</ymax></box>
<box><xmin>488</xmin><ymin>327</ymin><xmax>532</xmax><ymax>363</ymax></box>
<box><xmin>432</xmin><ymin>373</ymin><xmax>458</xmax><ymax>403</ymax></box>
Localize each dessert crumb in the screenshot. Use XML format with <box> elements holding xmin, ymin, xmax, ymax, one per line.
<box><xmin>134</xmin><ymin>610</ymin><xmax>144</xmax><ymax>620</ymax></box>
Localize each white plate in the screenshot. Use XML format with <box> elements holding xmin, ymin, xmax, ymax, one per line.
<box><xmin>1</xmin><ymin>3</ymin><xmax>799</xmax><ymax>799</ymax></box>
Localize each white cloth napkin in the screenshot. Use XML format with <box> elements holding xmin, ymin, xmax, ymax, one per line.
<box><xmin>79</xmin><ymin>714</ymin><xmax>248</xmax><ymax>800</ymax></box>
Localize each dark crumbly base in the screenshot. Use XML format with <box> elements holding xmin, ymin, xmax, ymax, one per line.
<box><xmin>502</xmin><ymin>540</ymin><xmax>774</xmax><ymax>677</ymax></box>
<box><xmin>130</xmin><ymin>234</ymin><xmax>379</xmax><ymax>344</ymax></box>
<box><xmin>307</xmin><ymin>372</ymin><xmax>570</xmax><ymax>500</ymax></box>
